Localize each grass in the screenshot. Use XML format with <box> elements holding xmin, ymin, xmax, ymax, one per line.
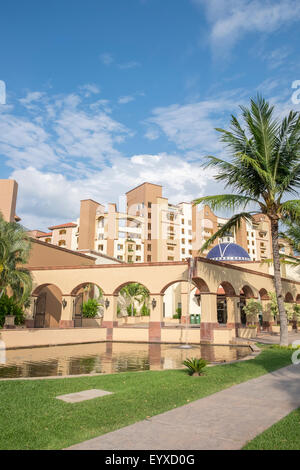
<box><xmin>244</xmin><ymin>408</ymin><xmax>300</xmax><ymax>450</ymax></box>
<box><xmin>0</xmin><ymin>345</ymin><xmax>295</xmax><ymax>450</ymax></box>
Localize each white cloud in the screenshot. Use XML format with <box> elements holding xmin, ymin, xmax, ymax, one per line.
<box><xmin>79</xmin><ymin>84</ymin><xmax>101</xmax><ymax>96</ymax></box>
<box><xmin>118</xmin><ymin>61</ymin><xmax>141</xmax><ymax>70</ymax></box>
<box><xmin>99</xmin><ymin>53</ymin><xmax>114</xmax><ymax>65</ymax></box>
<box><xmin>146</xmin><ymin>92</ymin><xmax>244</xmax><ymax>154</ymax></box>
<box><xmin>194</xmin><ymin>0</ymin><xmax>300</xmax><ymax>53</ymax></box>
<box><xmin>11</xmin><ymin>153</ymin><xmax>221</xmax><ymax>230</ymax></box>
<box><xmin>118</xmin><ymin>95</ymin><xmax>135</xmax><ymax>104</ymax></box>
<box><xmin>0</xmin><ymin>90</ymin><xmax>131</xmax><ymax>173</ymax></box>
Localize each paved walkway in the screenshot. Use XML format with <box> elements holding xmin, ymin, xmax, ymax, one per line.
<box><xmin>67</xmin><ymin>363</ymin><xmax>300</xmax><ymax>450</ymax></box>
<box><xmin>256</xmin><ymin>331</ymin><xmax>300</xmax><ymax>345</ymax></box>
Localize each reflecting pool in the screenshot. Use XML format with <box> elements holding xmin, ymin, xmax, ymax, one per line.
<box><xmin>0</xmin><ymin>342</ymin><xmax>252</xmax><ymax>379</ymax></box>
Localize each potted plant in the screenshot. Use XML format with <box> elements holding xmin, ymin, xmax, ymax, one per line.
<box><xmin>239</xmin><ymin>299</ymin><xmax>262</xmax><ymax>338</ymax></box>
<box><xmin>0</xmin><ymin>295</ymin><xmax>25</xmax><ymax>329</ymax></box>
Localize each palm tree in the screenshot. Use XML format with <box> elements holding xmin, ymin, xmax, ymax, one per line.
<box><xmin>280</xmin><ymin>220</ymin><xmax>300</xmax><ymax>253</ymax></box>
<box><xmin>119</xmin><ymin>283</ymin><xmax>149</xmax><ymax>317</ymax></box>
<box><xmin>194</xmin><ymin>96</ymin><xmax>300</xmax><ymax>346</ymax></box>
<box><xmin>0</xmin><ymin>215</ymin><xmax>32</xmax><ymax>305</ymax></box>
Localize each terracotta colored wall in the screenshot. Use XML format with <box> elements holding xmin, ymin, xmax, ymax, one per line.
<box><xmin>0</xmin><ymin>179</ymin><xmax>18</xmax><ymax>222</ymax></box>
<box><xmin>78</xmin><ymin>199</ymin><xmax>99</xmax><ymax>250</ymax></box>
<box><xmin>26</xmin><ymin>239</ymin><xmax>95</xmax><ymax>268</ymax></box>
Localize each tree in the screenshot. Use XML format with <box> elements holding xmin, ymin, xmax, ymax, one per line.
<box><xmin>194</xmin><ymin>96</ymin><xmax>300</xmax><ymax>346</ymax></box>
<box><xmin>242</xmin><ymin>299</ymin><xmax>262</xmax><ymax>326</ymax></box>
<box><xmin>119</xmin><ymin>283</ymin><xmax>149</xmax><ymax>317</ymax></box>
<box><xmin>0</xmin><ymin>215</ymin><xmax>32</xmax><ymax>305</ymax></box>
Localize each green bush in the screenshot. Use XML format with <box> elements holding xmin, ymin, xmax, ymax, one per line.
<box><xmin>183</xmin><ymin>357</ymin><xmax>207</xmax><ymax>376</ymax></box>
<box><xmin>140</xmin><ymin>303</ymin><xmax>150</xmax><ymax>316</ymax></box>
<box><xmin>0</xmin><ymin>295</ymin><xmax>25</xmax><ymax>327</ymax></box>
<box><xmin>173</xmin><ymin>307</ymin><xmax>182</xmax><ymax>319</ymax></box>
<box><xmin>126</xmin><ymin>305</ymin><xmax>137</xmax><ymax>317</ymax></box>
<box><xmin>82</xmin><ymin>299</ymin><xmax>99</xmax><ymax>318</ymax></box>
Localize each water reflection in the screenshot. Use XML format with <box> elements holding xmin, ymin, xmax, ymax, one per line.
<box><xmin>0</xmin><ymin>342</ymin><xmax>251</xmax><ymax>379</ymax></box>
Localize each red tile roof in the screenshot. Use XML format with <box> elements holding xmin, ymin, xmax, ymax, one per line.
<box><xmin>48</xmin><ymin>222</ymin><xmax>77</xmax><ymax>230</ymax></box>
<box><xmin>37</xmin><ymin>232</ymin><xmax>53</xmax><ymax>238</ymax></box>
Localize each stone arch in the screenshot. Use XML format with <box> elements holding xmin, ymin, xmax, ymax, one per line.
<box><xmin>160</xmin><ymin>277</ymin><xmax>209</xmax><ymax>295</ymax></box>
<box><xmin>296</xmin><ymin>294</ymin><xmax>300</xmax><ymax>304</ymax></box>
<box><xmin>160</xmin><ymin>279</ymin><xmax>203</xmax><ymax>322</ymax></box>
<box><xmin>285</xmin><ymin>292</ymin><xmax>294</xmax><ymax>303</ymax></box>
<box><xmin>218</xmin><ymin>281</ymin><xmax>236</xmax><ymax>296</ymax></box>
<box><xmin>70</xmin><ymin>282</ymin><xmax>104</xmax><ymax>297</ymax></box>
<box><xmin>113</xmin><ymin>281</ymin><xmax>151</xmax><ymax>321</ymax></box>
<box><xmin>32</xmin><ymin>283</ymin><xmax>63</xmax><ymax>328</ymax></box>
<box><xmin>113</xmin><ymin>281</ymin><xmax>151</xmax><ymax>296</ymax></box>
<box><xmin>240</xmin><ymin>285</ymin><xmax>255</xmax><ymax>299</ymax></box>
<box><xmin>259</xmin><ymin>288</ymin><xmax>270</xmax><ymax>300</ymax></box>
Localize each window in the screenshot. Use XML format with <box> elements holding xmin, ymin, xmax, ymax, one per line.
<box><xmin>148</xmin><ymin>223</ymin><xmax>151</xmax><ymax>230</ymax></box>
<box><xmin>98</xmin><ymin>244</ymin><xmax>104</xmax><ymax>251</ymax></box>
<box><xmin>136</xmin><ymin>245</ymin><xmax>141</xmax><ymax>251</ymax></box>
<box><xmin>148</xmin><ymin>212</ymin><xmax>151</xmax><ymax>219</ymax></box>
<box><xmin>148</xmin><ymin>202</ymin><xmax>152</xmax><ymax>208</ymax></box>
<box><xmin>189</xmin><ymin>250</ymin><xmax>192</xmax><ymax>255</ymax></box>
<box><xmin>128</xmin><ymin>255</ymin><xmax>133</xmax><ymax>262</ymax></box>
<box><xmin>182</xmin><ymin>238</ymin><xmax>185</xmax><ymax>244</ymax></box>
<box><xmin>117</xmin><ymin>255</ymin><xmax>123</xmax><ymax>261</ymax></box>
<box><xmin>59</xmin><ymin>229</ymin><xmax>66</xmax><ymax>235</ymax></box>
<box><xmin>117</xmin><ymin>244</ymin><xmax>123</xmax><ymax>250</ymax></box>
<box><xmin>182</xmin><ymin>248</ymin><xmax>185</xmax><ymax>254</ymax></box>
<box><xmin>136</xmin><ymin>256</ymin><xmax>141</xmax><ymax>261</ymax></box>
<box><xmin>167</xmin><ymin>256</ymin><xmax>174</xmax><ymax>261</ymax></box>
<box><xmin>181</xmin><ymin>219</ymin><xmax>184</xmax><ymax>224</ymax></box>
<box><xmin>58</xmin><ymin>240</ymin><xmax>66</xmax><ymax>246</ymax></box>
<box><xmin>147</xmin><ymin>244</ymin><xmax>152</xmax><ymax>251</ymax></box>
<box><xmin>147</xmin><ymin>255</ymin><xmax>152</xmax><ymax>262</ymax></box>
<box><xmin>168</xmin><ymin>246</ymin><xmax>174</xmax><ymax>251</ymax></box>
<box><xmin>45</xmin><ymin>238</ymin><xmax>51</xmax><ymax>243</ymax></box>
<box><xmin>148</xmin><ymin>233</ymin><xmax>151</xmax><ymax>240</ymax></box>
<box><xmin>182</xmin><ymin>228</ymin><xmax>185</xmax><ymax>234</ymax></box>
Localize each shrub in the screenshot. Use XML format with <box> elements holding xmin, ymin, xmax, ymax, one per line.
<box><xmin>242</xmin><ymin>299</ymin><xmax>262</xmax><ymax>325</ymax></box>
<box><xmin>126</xmin><ymin>305</ymin><xmax>137</xmax><ymax>317</ymax></box>
<box><xmin>140</xmin><ymin>303</ymin><xmax>150</xmax><ymax>316</ymax></box>
<box><xmin>183</xmin><ymin>357</ymin><xmax>207</xmax><ymax>376</ymax></box>
<box><xmin>0</xmin><ymin>294</ymin><xmax>25</xmax><ymax>327</ymax></box>
<box><xmin>82</xmin><ymin>299</ymin><xmax>99</xmax><ymax>318</ymax></box>
<box><xmin>173</xmin><ymin>307</ymin><xmax>182</xmax><ymax>319</ymax></box>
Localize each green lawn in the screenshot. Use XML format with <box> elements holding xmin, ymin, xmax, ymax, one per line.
<box><xmin>244</xmin><ymin>407</ymin><xmax>300</xmax><ymax>450</ymax></box>
<box><xmin>0</xmin><ymin>345</ymin><xmax>294</xmax><ymax>450</ymax></box>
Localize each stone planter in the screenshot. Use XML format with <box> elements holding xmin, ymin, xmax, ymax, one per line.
<box><xmin>238</xmin><ymin>327</ymin><xmax>257</xmax><ymax>339</ymax></box>
<box><xmin>4</xmin><ymin>315</ymin><xmax>16</xmax><ymax>329</ymax></box>
<box><xmin>81</xmin><ymin>317</ymin><xmax>102</xmax><ymax>328</ymax></box>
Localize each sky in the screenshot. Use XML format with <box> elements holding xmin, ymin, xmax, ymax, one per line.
<box><xmin>1</xmin><ymin>0</ymin><xmax>300</xmax><ymax>230</ymax></box>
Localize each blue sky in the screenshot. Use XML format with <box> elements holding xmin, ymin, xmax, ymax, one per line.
<box><xmin>1</xmin><ymin>0</ymin><xmax>300</xmax><ymax>230</ymax></box>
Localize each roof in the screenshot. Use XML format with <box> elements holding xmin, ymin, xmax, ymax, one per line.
<box><xmin>207</xmin><ymin>243</ymin><xmax>251</xmax><ymax>262</ymax></box>
<box><xmin>126</xmin><ymin>182</ymin><xmax>162</xmax><ymax>194</ymax></box>
<box><xmin>37</xmin><ymin>232</ymin><xmax>53</xmax><ymax>238</ymax></box>
<box><xmin>48</xmin><ymin>222</ymin><xmax>77</xmax><ymax>230</ymax></box>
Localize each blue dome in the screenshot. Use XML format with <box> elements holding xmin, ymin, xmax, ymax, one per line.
<box><xmin>207</xmin><ymin>243</ymin><xmax>251</xmax><ymax>262</ymax></box>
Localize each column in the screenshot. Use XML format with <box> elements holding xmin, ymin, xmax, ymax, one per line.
<box><xmin>226</xmin><ymin>296</ymin><xmax>240</xmax><ymax>337</ymax></box>
<box><xmin>261</xmin><ymin>299</ymin><xmax>272</xmax><ymax>331</ymax></box>
<box><xmin>59</xmin><ymin>295</ymin><xmax>75</xmax><ymax>328</ymax></box>
<box><xmin>180</xmin><ymin>289</ymin><xmax>190</xmax><ymax>325</ymax></box>
<box><xmin>102</xmin><ymin>294</ymin><xmax>118</xmax><ymax>341</ymax></box>
<box><xmin>200</xmin><ymin>293</ymin><xmax>218</xmax><ymax>343</ymax></box>
<box><xmin>149</xmin><ymin>294</ymin><xmax>164</xmax><ymax>343</ymax></box>
<box><xmin>25</xmin><ymin>295</ymin><xmax>37</xmax><ymax>328</ymax></box>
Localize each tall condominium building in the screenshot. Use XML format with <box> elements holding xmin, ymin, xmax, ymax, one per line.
<box><xmin>31</xmin><ymin>182</ymin><xmax>293</xmax><ymax>262</ymax></box>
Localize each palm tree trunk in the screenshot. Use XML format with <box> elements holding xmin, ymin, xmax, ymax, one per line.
<box><xmin>270</xmin><ymin>218</ymin><xmax>288</xmax><ymax>346</ymax></box>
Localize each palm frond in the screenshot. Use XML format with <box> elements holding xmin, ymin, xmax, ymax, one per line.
<box><xmin>199</xmin><ymin>212</ymin><xmax>254</xmax><ymax>253</ymax></box>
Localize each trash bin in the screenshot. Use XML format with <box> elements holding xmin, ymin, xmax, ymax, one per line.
<box><xmin>196</xmin><ymin>314</ymin><xmax>200</xmax><ymax>324</ymax></box>
<box><xmin>190</xmin><ymin>314</ymin><xmax>195</xmax><ymax>324</ymax></box>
